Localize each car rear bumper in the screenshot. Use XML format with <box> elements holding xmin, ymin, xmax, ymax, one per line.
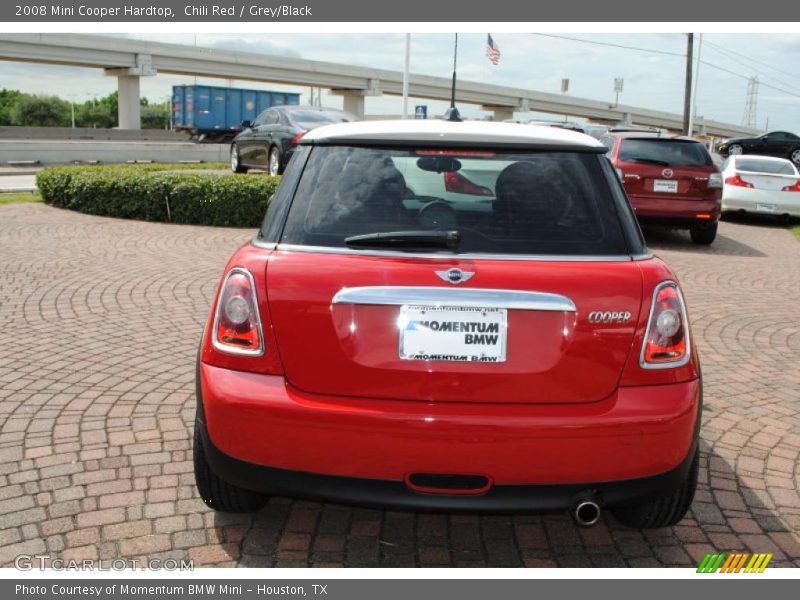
<box><xmin>197</xmin><ymin>417</ymin><xmax>698</xmax><ymax>513</ymax></box>
<box><xmin>629</xmin><ymin>194</ymin><xmax>721</xmax><ymax>226</ymax></box>
<box><xmin>722</xmin><ymin>187</ymin><xmax>800</xmax><ymax>217</ymax></box>
<box><xmin>198</xmin><ymin>362</ymin><xmax>701</xmax><ymax>510</ymax></box>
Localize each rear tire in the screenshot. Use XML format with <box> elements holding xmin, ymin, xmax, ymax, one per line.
<box><xmin>193</xmin><ymin>418</ymin><xmax>267</xmax><ymax>512</ymax></box>
<box><xmin>612</xmin><ymin>450</ymin><xmax>699</xmax><ymax>529</ymax></box>
<box><xmin>230</xmin><ymin>144</ymin><xmax>247</xmax><ymax>174</ymax></box>
<box><xmin>690</xmin><ymin>223</ymin><xmax>717</xmax><ymax>245</ymax></box>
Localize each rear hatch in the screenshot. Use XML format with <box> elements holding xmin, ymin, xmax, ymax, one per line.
<box><xmin>734</xmin><ymin>157</ymin><xmax>800</xmax><ymax>191</ymax></box>
<box><xmin>266</xmin><ymin>144</ymin><xmax>645</xmax><ymax>404</ymax></box>
<box><xmin>616</xmin><ymin>137</ymin><xmax>718</xmax><ymax>199</ymax></box>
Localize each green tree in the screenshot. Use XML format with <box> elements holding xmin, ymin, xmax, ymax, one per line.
<box><xmin>10</xmin><ymin>94</ymin><xmax>71</xmax><ymax>127</ymax></box>
<box><xmin>0</xmin><ymin>89</ymin><xmax>23</xmax><ymax>125</ymax></box>
<box><xmin>141</xmin><ymin>103</ymin><xmax>170</xmax><ymax>130</ymax></box>
<box><xmin>99</xmin><ymin>91</ymin><xmax>118</xmax><ymax>120</ymax></box>
<box><xmin>0</xmin><ymin>89</ymin><xmax>169</xmax><ymax>129</ymax></box>
<box><xmin>76</xmin><ymin>103</ymin><xmax>116</xmax><ymax>128</ymax></box>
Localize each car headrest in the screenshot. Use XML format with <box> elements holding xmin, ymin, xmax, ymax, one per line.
<box><xmin>494</xmin><ymin>160</ymin><xmax>566</xmax><ymax>225</ymax></box>
<box><xmin>307</xmin><ymin>150</ymin><xmax>407</xmax><ymax>232</ymax></box>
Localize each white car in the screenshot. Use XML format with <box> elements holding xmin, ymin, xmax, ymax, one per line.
<box><xmin>721</xmin><ymin>155</ymin><xmax>800</xmax><ymax>218</ymax></box>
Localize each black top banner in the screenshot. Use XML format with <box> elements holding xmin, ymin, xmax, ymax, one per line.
<box><xmin>2</xmin><ymin>0</ymin><xmax>799</xmax><ymax>22</ymax></box>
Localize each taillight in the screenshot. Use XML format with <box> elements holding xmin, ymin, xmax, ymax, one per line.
<box><xmin>640</xmin><ymin>281</ymin><xmax>690</xmax><ymax>368</ymax></box>
<box><xmin>708</xmin><ymin>173</ymin><xmax>723</xmax><ymax>189</ymax></box>
<box><xmin>212</xmin><ymin>268</ymin><xmax>264</xmax><ymax>356</ymax></box>
<box><xmin>443</xmin><ymin>171</ymin><xmax>494</xmax><ymax>196</ymax></box>
<box><xmin>781</xmin><ymin>180</ymin><xmax>800</xmax><ymax>192</ymax></box>
<box><xmin>724</xmin><ymin>175</ymin><xmax>753</xmax><ymax>188</ymax></box>
<box><xmin>290</xmin><ymin>131</ymin><xmax>307</xmax><ymax>145</ymax></box>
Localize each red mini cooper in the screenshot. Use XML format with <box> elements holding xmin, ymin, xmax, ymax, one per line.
<box><xmin>194</xmin><ymin>120</ymin><xmax>701</xmax><ymax>529</ymax></box>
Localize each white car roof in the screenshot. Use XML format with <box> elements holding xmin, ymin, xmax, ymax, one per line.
<box><xmin>301</xmin><ymin>119</ymin><xmax>605</xmax><ymax>150</ymax></box>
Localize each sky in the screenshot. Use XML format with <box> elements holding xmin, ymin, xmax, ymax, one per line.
<box><xmin>0</xmin><ymin>33</ymin><xmax>798</xmax><ymax>131</ymax></box>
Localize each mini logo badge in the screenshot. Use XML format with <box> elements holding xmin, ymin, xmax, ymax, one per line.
<box><xmin>662</xmin><ymin>168</ymin><xmax>674</xmax><ymax>178</ymax></box>
<box><xmin>436</xmin><ymin>268</ymin><xmax>475</xmax><ymax>285</ymax></box>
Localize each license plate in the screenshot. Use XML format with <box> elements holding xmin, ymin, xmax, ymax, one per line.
<box><xmin>653</xmin><ymin>179</ymin><xmax>678</xmax><ymax>193</ymax></box>
<box><xmin>756</xmin><ymin>202</ymin><xmax>776</xmax><ymax>212</ymax></box>
<box><xmin>399</xmin><ymin>305</ymin><xmax>507</xmax><ymax>363</ymax></box>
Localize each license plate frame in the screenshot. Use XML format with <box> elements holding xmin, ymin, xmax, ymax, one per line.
<box><xmin>653</xmin><ymin>179</ymin><xmax>679</xmax><ymax>193</ymax></box>
<box><xmin>756</xmin><ymin>202</ymin><xmax>776</xmax><ymax>213</ymax></box>
<box><xmin>398</xmin><ymin>305</ymin><xmax>507</xmax><ymax>363</ymax></box>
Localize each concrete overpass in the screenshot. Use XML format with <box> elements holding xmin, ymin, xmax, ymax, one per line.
<box><xmin>0</xmin><ymin>33</ymin><xmax>760</xmax><ymax>138</ymax></box>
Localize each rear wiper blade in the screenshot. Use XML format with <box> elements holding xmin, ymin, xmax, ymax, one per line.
<box><xmin>626</xmin><ymin>157</ymin><xmax>671</xmax><ymax>166</ymax></box>
<box><xmin>344</xmin><ymin>230</ymin><xmax>461</xmax><ymax>251</ymax></box>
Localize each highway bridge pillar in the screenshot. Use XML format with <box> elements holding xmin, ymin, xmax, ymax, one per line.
<box><xmin>331</xmin><ymin>80</ymin><xmax>381</xmax><ymax>119</ymax></box>
<box><xmin>484</xmin><ymin>106</ymin><xmax>514</xmax><ymax>121</ymax></box>
<box><xmin>104</xmin><ymin>54</ymin><xmax>156</xmax><ymax>130</ymax></box>
<box><xmin>116</xmin><ymin>75</ymin><xmax>141</xmax><ymax>130</ymax></box>
<box><xmin>341</xmin><ymin>93</ymin><xmax>366</xmax><ymax>119</ymax></box>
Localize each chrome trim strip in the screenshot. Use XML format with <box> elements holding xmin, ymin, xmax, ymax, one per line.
<box><xmin>251</xmin><ymin>238</ymin><xmax>278</xmax><ymax>250</ymax></box>
<box><xmin>639</xmin><ymin>280</ymin><xmax>692</xmax><ymax>370</ymax></box>
<box><xmin>270</xmin><ymin>243</ymin><xmax>651</xmax><ymax>262</ymax></box>
<box><xmin>332</xmin><ymin>286</ymin><xmax>576</xmax><ymax>312</ymax></box>
<box><xmin>211</xmin><ymin>267</ymin><xmax>265</xmax><ymax>357</ymax></box>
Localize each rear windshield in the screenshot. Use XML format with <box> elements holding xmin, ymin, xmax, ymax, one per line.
<box><xmin>279</xmin><ymin>146</ymin><xmax>631</xmax><ymax>256</ymax></box>
<box><xmin>618</xmin><ymin>139</ymin><xmax>713</xmax><ymax>167</ymax></box>
<box><xmin>288</xmin><ymin>110</ymin><xmax>353</xmax><ymax>129</ymax></box>
<box><xmin>736</xmin><ymin>158</ymin><xmax>797</xmax><ymax>175</ymax></box>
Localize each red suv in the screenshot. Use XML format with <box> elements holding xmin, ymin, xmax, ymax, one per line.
<box><xmin>194</xmin><ymin>121</ymin><xmax>701</xmax><ymax>529</ymax></box>
<box><xmin>602</xmin><ymin>132</ymin><xmax>722</xmax><ymax>245</ymax></box>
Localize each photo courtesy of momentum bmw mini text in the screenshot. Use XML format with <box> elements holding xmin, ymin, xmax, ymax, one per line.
<box><xmin>0</xmin><ymin>0</ymin><xmax>799</xmax><ymax>596</ymax></box>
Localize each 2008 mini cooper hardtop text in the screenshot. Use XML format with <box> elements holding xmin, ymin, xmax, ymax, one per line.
<box><xmin>194</xmin><ymin>120</ymin><xmax>701</xmax><ymax>529</ymax></box>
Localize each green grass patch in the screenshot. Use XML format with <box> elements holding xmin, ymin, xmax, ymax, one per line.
<box><xmin>0</xmin><ymin>191</ymin><xmax>42</xmax><ymax>205</ymax></box>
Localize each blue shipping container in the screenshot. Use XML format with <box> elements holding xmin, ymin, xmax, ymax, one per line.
<box><xmin>171</xmin><ymin>85</ymin><xmax>300</xmax><ymax>138</ymax></box>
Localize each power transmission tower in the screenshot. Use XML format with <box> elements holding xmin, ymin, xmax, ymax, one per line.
<box><xmin>742</xmin><ymin>76</ymin><xmax>759</xmax><ymax>129</ymax></box>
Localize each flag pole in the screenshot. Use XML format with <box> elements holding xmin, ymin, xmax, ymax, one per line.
<box><xmin>402</xmin><ymin>33</ymin><xmax>410</xmax><ymax>119</ymax></box>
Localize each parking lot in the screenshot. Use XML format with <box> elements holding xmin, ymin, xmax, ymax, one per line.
<box><xmin>0</xmin><ymin>202</ymin><xmax>799</xmax><ymax>568</ymax></box>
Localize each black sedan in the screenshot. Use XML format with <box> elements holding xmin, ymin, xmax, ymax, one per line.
<box><xmin>230</xmin><ymin>106</ymin><xmax>357</xmax><ymax>175</ymax></box>
<box><xmin>717</xmin><ymin>131</ymin><xmax>800</xmax><ymax>165</ymax></box>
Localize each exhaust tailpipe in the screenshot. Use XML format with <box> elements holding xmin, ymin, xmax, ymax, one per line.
<box><xmin>572</xmin><ymin>498</ymin><xmax>601</xmax><ymax>527</ymax></box>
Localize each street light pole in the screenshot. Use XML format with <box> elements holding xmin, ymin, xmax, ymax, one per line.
<box><xmin>67</xmin><ymin>93</ymin><xmax>77</xmax><ymax>128</ymax></box>
<box><xmin>688</xmin><ymin>33</ymin><xmax>703</xmax><ymax>137</ymax></box>
<box><xmin>402</xmin><ymin>34</ymin><xmax>410</xmax><ymax>119</ymax></box>
<box><xmin>683</xmin><ymin>33</ymin><xmax>694</xmax><ymax>135</ymax></box>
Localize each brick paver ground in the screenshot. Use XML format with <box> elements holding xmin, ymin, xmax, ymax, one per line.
<box><xmin>1</xmin><ymin>203</ymin><xmax>799</xmax><ymax>568</ymax></box>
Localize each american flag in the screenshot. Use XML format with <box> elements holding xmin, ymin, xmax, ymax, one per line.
<box><xmin>486</xmin><ymin>34</ymin><xmax>501</xmax><ymax>65</ymax></box>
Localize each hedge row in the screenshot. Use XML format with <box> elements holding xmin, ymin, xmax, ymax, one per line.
<box><xmin>36</xmin><ymin>164</ymin><xmax>279</xmax><ymax>228</ymax></box>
